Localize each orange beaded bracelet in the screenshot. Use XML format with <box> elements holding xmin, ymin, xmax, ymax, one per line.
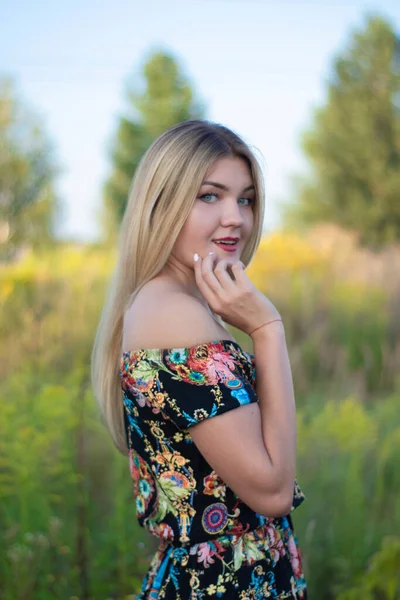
<box><xmin>248</xmin><ymin>318</ymin><xmax>283</xmax><ymax>337</ymax></box>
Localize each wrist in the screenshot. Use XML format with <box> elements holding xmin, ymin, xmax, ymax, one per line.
<box><xmin>250</xmin><ymin>319</ymin><xmax>285</xmax><ymax>341</ymax></box>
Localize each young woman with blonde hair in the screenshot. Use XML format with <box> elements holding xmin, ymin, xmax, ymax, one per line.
<box><xmin>91</xmin><ymin>120</ymin><xmax>307</xmax><ymax>598</ymax></box>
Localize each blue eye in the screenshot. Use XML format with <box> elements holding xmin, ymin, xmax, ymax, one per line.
<box><xmin>199</xmin><ymin>193</ymin><xmax>254</xmax><ymax>205</ymax></box>
<box><xmin>199</xmin><ymin>193</ymin><xmax>218</xmax><ymax>202</ymax></box>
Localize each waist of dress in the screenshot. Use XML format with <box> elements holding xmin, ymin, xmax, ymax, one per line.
<box><xmin>156</xmin><ymin>515</ymin><xmax>289</xmax><ymax>550</ymax></box>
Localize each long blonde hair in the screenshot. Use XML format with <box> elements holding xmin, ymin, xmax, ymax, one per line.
<box><xmin>91</xmin><ymin>120</ymin><xmax>266</xmax><ymax>454</ymax></box>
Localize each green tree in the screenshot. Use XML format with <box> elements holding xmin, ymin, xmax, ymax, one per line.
<box><xmin>0</xmin><ymin>77</ymin><xmax>60</xmax><ymax>261</ymax></box>
<box><xmin>283</xmin><ymin>15</ymin><xmax>400</xmax><ymax>248</ymax></box>
<box><xmin>102</xmin><ymin>50</ymin><xmax>205</xmax><ymax>239</ymax></box>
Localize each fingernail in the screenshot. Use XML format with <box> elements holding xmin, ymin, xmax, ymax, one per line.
<box><xmin>208</xmin><ymin>252</ymin><xmax>215</xmax><ymax>255</ymax></box>
<box><xmin>193</xmin><ymin>253</ymin><xmax>199</xmax><ymax>262</ymax></box>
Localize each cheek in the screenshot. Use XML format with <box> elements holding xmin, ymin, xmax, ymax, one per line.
<box><xmin>243</xmin><ymin>210</ymin><xmax>254</xmax><ymax>236</ymax></box>
<box><xmin>176</xmin><ymin>216</ymin><xmax>196</xmax><ymax>245</ymax></box>
<box><xmin>179</xmin><ymin>205</ymin><xmax>213</xmax><ymax>240</ymax></box>
<box><xmin>172</xmin><ymin>210</ymin><xmax>214</xmax><ymax>261</ymax></box>
<box><xmin>172</xmin><ymin>216</ymin><xmax>199</xmax><ymax>257</ymax></box>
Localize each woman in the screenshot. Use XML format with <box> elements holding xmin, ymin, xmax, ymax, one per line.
<box><xmin>91</xmin><ymin>120</ymin><xmax>307</xmax><ymax>598</ymax></box>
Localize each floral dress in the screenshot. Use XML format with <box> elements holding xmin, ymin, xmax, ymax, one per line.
<box><xmin>119</xmin><ymin>338</ymin><xmax>307</xmax><ymax>599</ymax></box>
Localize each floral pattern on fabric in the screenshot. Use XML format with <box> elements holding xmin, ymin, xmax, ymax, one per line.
<box><xmin>119</xmin><ymin>339</ymin><xmax>307</xmax><ymax>598</ymax></box>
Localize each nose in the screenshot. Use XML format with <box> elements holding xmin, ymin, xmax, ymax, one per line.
<box><xmin>220</xmin><ymin>198</ymin><xmax>245</xmax><ymax>228</ymax></box>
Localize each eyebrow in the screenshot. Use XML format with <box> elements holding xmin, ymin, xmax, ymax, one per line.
<box><xmin>201</xmin><ymin>180</ymin><xmax>255</xmax><ymax>193</ymax></box>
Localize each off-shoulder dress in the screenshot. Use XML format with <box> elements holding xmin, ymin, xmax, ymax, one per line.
<box><xmin>119</xmin><ymin>338</ymin><xmax>307</xmax><ymax>599</ymax></box>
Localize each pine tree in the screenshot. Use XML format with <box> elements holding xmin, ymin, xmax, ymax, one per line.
<box><xmin>283</xmin><ymin>15</ymin><xmax>400</xmax><ymax>249</ymax></box>
<box><xmin>102</xmin><ymin>51</ymin><xmax>205</xmax><ymax>239</ymax></box>
<box><xmin>0</xmin><ymin>77</ymin><xmax>59</xmax><ymax>261</ymax></box>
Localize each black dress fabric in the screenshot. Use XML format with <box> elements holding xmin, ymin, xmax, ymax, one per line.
<box><xmin>120</xmin><ymin>338</ymin><xmax>307</xmax><ymax>599</ymax></box>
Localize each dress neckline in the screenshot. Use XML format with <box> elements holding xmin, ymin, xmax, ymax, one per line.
<box><xmin>121</xmin><ymin>338</ymin><xmax>255</xmax><ymax>360</ymax></box>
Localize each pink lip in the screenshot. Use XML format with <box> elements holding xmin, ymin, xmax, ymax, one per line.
<box><xmin>213</xmin><ymin>241</ymin><xmax>238</xmax><ymax>253</ymax></box>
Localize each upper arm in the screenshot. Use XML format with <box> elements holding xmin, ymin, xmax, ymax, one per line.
<box><xmin>189</xmin><ymin>405</ymin><xmax>292</xmax><ymax>517</ymax></box>
<box><xmin>122</xmin><ymin>283</ymin><xmax>291</xmax><ymax>517</ymax></box>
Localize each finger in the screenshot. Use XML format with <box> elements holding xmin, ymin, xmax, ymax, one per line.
<box><xmin>193</xmin><ymin>253</ymin><xmax>220</xmax><ymax>305</ymax></box>
<box><xmin>213</xmin><ymin>259</ymin><xmax>238</xmax><ymax>292</ymax></box>
<box><xmin>231</xmin><ymin>261</ymin><xmax>247</xmax><ymax>283</ymax></box>
<box><xmin>201</xmin><ymin>252</ymin><xmax>224</xmax><ymax>295</ymax></box>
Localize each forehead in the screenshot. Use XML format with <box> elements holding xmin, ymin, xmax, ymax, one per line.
<box><xmin>203</xmin><ymin>156</ymin><xmax>253</xmax><ymax>184</ymax></box>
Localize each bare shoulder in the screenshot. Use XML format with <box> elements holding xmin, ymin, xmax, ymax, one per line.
<box><xmin>122</xmin><ymin>277</ymin><xmax>233</xmax><ymax>352</ymax></box>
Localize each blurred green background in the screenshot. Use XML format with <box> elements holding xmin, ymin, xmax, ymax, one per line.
<box><xmin>1</xmin><ymin>5</ymin><xmax>400</xmax><ymax>600</ymax></box>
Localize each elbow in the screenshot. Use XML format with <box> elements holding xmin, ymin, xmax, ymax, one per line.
<box><xmin>247</xmin><ymin>486</ymin><xmax>293</xmax><ymax>518</ymax></box>
<box><xmin>257</xmin><ymin>491</ymin><xmax>293</xmax><ymax>518</ymax></box>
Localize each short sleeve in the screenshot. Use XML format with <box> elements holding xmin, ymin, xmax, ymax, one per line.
<box><xmin>120</xmin><ymin>339</ymin><xmax>259</xmax><ymax>431</ymax></box>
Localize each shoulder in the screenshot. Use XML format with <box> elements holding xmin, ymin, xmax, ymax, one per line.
<box><xmin>122</xmin><ymin>277</ymin><xmax>232</xmax><ymax>352</ymax></box>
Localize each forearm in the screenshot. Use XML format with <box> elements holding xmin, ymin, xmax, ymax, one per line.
<box><xmin>252</xmin><ymin>321</ymin><xmax>297</xmax><ymax>496</ymax></box>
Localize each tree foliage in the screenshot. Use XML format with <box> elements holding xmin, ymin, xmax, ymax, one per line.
<box><xmin>283</xmin><ymin>15</ymin><xmax>400</xmax><ymax>248</ymax></box>
<box><xmin>102</xmin><ymin>50</ymin><xmax>205</xmax><ymax>239</ymax></box>
<box><xmin>0</xmin><ymin>77</ymin><xmax>60</xmax><ymax>261</ymax></box>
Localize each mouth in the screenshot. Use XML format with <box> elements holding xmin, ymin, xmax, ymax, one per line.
<box><xmin>212</xmin><ymin>238</ymin><xmax>239</xmax><ymax>253</ymax></box>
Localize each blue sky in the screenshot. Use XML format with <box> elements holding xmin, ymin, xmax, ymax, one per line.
<box><xmin>1</xmin><ymin>0</ymin><xmax>399</xmax><ymax>241</ymax></box>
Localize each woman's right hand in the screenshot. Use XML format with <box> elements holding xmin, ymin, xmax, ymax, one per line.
<box><xmin>193</xmin><ymin>252</ymin><xmax>281</xmax><ymax>336</ymax></box>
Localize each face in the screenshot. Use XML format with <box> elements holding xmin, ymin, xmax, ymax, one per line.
<box><xmin>171</xmin><ymin>156</ymin><xmax>255</xmax><ymax>272</ymax></box>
